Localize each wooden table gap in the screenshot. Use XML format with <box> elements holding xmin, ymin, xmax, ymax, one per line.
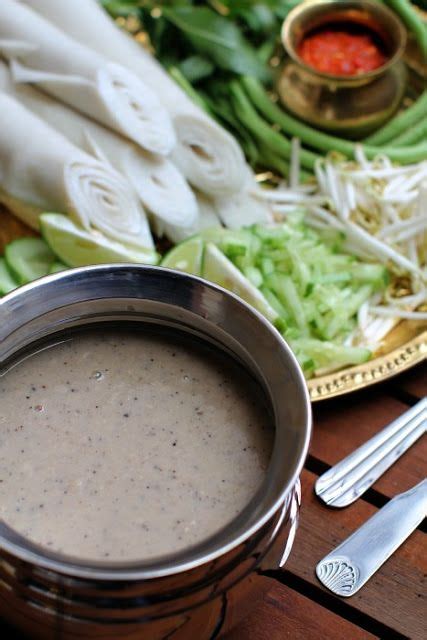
<box><xmin>223</xmin><ymin>576</ymin><xmax>379</xmax><ymax>640</ymax></box>
<box><xmin>270</xmin><ymin>570</ymin><xmax>408</xmax><ymax>640</ymax></box>
<box><xmin>285</xmin><ymin>470</ymin><xmax>426</xmax><ymax>639</ymax></box>
<box><xmin>311</xmin><ymin>389</ymin><xmax>426</xmax><ymax>500</ymax></box>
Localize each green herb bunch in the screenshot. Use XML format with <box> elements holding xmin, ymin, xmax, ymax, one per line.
<box><xmin>101</xmin><ymin>0</ymin><xmax>427</xmax><ymax>178</ymax></box>
<box><xmin>102</xmin><ymin>1</ymin><xmax>298</xmax><ymax>83</ymax></box>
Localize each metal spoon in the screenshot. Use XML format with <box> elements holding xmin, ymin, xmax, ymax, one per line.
<box><xmin>316</xmin><ymin>478</ymin><xmax>427</xmax><ymax>597</ymax></box>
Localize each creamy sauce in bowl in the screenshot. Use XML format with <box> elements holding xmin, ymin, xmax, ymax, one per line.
<box><xmin>0</xmin><ymin>329</ymin><xmax>273</xmax><ymax>561</ymax></box>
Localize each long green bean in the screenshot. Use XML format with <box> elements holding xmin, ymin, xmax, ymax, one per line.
<box><xmin>384</xmin><ymin>0</ymin><xmax>427</xmax><ymax>61</ymax></box>
<box><xmin>258</xmin><ymin>144</ymin><xmax>313</xmax><ymax>182</ymax></box>
<box><xmin>229</xmin><ymin>82</ymin><xmax>320</xmax><ymax>170</ymax></box>
<box><xmin>391</xmin><ymin>118</ymin><xmax>427</xmax><ymax>146</ymax></box>
<box><xmin>242</xmin><ymin>77</ymin><xmax>427</xmax><ymax>164</ymax></box>
<box><xmin>365</xmin><ymin>92</ymin><xmax>427</xmax><ymax>145</ymax></box>
<box><xmin>168</xmin><ymin>66</ymin><xmax>212</xmax><ymax>113</ymax></box>
<box><xmin>257</xmin><ymin>144</ymin><xmax>291</xmax><ymax>178</ymax></box>
<box><xmin>366</xmin><ymin>142</ymin><xmax>427</xmax><ymax>164</ymax></box>
<box><xmin>243</xmin><ymin>76</ymin><xmax>359</xmax><ymax>156</ymax></box>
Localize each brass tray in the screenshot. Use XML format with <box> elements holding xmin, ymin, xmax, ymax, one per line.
<box><xmin>1</xmin><ymin>206</ymin><xmax>425</xmax><ymax>402</ymax></box>
<box><xmin>308</xmin><ymin>322</ymin><xmax>426</xmax><ymax>401</ymax></box>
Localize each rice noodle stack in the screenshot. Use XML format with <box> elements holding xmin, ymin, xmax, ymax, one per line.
<box><xmin>0</xmin><ymin>0</ymin><xmax>175</xmax><ymax>155</ymax></box>
<box><xmin>0</xmin><ymin>92</ymin><xmax>154</xmax><ymax>249</ymax></box>
<box><xmin>214</xmin><ymin>172</ymin><xmax>273</xmax><ymax>229</ymax></box>
<box><xmin>0</xmin><ymin>62</ymin><xmax>198</xmax><ymax>228</ymax></box>
<box><xmin>157</xmin><ymin>192</ymin><xmax>221</xmax><ymax>245</ymax></box>
<box><xmin>20</xmin><ymin>0</ymin><xmax>247</xmax><ymax>196</ymax></box>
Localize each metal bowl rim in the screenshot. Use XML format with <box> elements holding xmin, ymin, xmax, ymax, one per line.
<box><xmin>0</xmin><ymin>264</ymin><xmax>312</xmax><ymax>581</ymax></box>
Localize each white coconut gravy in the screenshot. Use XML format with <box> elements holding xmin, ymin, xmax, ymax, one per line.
<box><xmin>0</xmin><ymin>328</ymin><xmax>273</xmax><ymax>561</ymax></box>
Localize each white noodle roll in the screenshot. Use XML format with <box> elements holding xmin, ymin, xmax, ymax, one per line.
<box><xmin>0</xmin><ymin>0</ymin><xmax>175</xmax><ymax>156</ymax></box>
<box><xmin>0</xmin><ymin>92</ymin><xmax>154</xmax><ymax>249</ymax></box>
<box><xmin>21</xmin><ymin>0</ymin><xmax>246</xmax><ymax>197</ymax></box>
<box><xmin>0</xmin><ymin>62</ymin><xmax>197</xmax><ymax>228</ymax></box>
<box><xmin>154</xmin><ymin>193</ymin><xmax>221</xmax><ymax>245</ymax></box>
<box><xmin>214</xmin><ymin>172</ymin><xmax>273</xmax><ymax>229</ymax></box>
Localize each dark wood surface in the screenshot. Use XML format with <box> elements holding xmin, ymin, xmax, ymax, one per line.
<box><xmin>227</xmin><ymin>363</ymin><xmax>426</xmax><ymax>640</ymax></box>
<box><xmin>0</xmin><ymin>206</ymin><xmax>425</xmax><ymax>638</ymax></box>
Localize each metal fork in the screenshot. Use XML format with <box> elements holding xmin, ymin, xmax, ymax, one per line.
<box><xmin>315</xmin><ymin>397</ymin><xmax>427</xmax><ymax>508</ymax></box>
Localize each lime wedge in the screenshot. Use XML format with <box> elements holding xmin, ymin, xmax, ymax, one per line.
<box><xmin>40</xmin><ymin>213</ymin><xmax>159</xmax><ymax>267</ymax></box>
<box><xmin>198</xmin><ymin>226</ymin><xmax>227</xmax><ymax>243</ymax></box>
<box><xmin>49</xmin><ymin>261</ymin><xmax>67</xmax><ymax>274</ymax></box>
<box><xmin>203</xmin><ymin>243</ymin><xmax>279</xmax><ymax>323</ymax></box>
<box><xmin>5</xmin><ymin>237</ymin><xmax>55</xmax><ymax>284</ymax></box>
<box><xmin>161</xmin><ymin>236</ymin><xmax>204</xmax><ymax>276</ymax></box>
<box><xmin>0</xmin><ymin>257</ymin><xmax>19</xmax><ymax>294</ymax></box>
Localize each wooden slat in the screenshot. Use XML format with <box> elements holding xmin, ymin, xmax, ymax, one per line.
<box><xmin>0</xmin><ymin>206</ymin><xmax>36</xmax><ymax>253</ymax></box>
<box><xmin>311</xmin><ymin>388</ymin><xmax>426</xmax><ymax>498</ymax></box>
<box><xmin>224</xmin><ymin>576</ymin><xmax>377</xmax><ymax>639</ymax></box>
<box><xmin>390</xmin><ymin>362</ymin><xmax>427</xmax><ymax>400</ymax></box>
<box><xmin>286</xmin><ymin>470</ymin><xmax>426</xmax><ymax>640</ymax></box>
<box><xmin>1</xmin><ymin>200</ymin><xmax>424</xmax><ymax>639</ymax></box>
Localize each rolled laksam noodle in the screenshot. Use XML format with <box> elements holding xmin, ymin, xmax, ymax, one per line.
<box><xmin>0</xmin><ymin>0</ymin><xmax>176</xmax><ymax>156</ymax></box>
<box><xmin>0</xmin><ymin>92</ymin><xmax>154</xmax><ymax>250</ymax></box>
<box><xmin>21</xmin><ymin>0</ymin><xmax>247</xmax><ymax>197</ymax></box>
<box><xmin>155</xmin><ymin>192</ymin><xmax>222</xmax><ymax>245</ymax></box>
<box><xmin>0</xmin><ymin>62</ymin><xmax>198</xmax><ymax>228</ymax></box>
<box><xmin>214</xmin><ymin>170</ymin><xmax>273</xmax><ymax>229</ymax></box>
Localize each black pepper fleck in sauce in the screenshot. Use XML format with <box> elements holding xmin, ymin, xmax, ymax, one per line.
<box><xmin>0</xmin><ymin>329</ymin><xmax>273</xmax><ymax>561</ymax></box>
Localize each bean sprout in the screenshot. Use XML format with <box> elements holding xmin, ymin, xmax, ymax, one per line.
<box><xmin>259</xmin><ymin>144</ymin><xmax>427</xmax><ymax>350</ymax></box>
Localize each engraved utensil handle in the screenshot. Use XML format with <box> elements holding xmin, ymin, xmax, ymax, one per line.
<box><xmin>316</xmin><ymin>479</ymin><xmax>427</xmax><ymax>597</ymax></box>
<box><xmin>315</xmin><ymin>397</ymin><xmax>426</xmax><ymax>507</ymax></box>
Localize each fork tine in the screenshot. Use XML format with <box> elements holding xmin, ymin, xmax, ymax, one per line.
<box><xmin>315</xmin><ymin>397</ymin><xmax>427</xmax><ymax>508</ymax></box>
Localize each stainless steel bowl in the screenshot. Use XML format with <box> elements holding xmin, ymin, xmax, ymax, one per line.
<box><xmin>0</xmin><ymin>265</ymin><xmax>311</xmax><ymax>639</ymax></box>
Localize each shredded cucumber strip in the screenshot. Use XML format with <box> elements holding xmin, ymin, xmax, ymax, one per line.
<box><xmin>195</xmin><ymin>215</ymin><xmax>389</xmax><ymax>375</ymax></box>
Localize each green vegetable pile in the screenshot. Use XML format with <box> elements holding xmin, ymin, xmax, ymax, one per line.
<box><xmin>102</xmin><ymin>0</ymin><xmax>427</xmax><ymax>178</ymax></box>
<box><xmin>1</xmin><ymin>213</ymin><xmax>389</xmax><ymax>376</ymax></box>
<box><xmin>1</xmin><ymin>0</ymin><xmax>424</xmax><ymax>380</ymax></box>
<box><xmin>163</xmin><ymin>215</ymin><xmax>389</xmax><ymax>376</ymax></box>
<box><xmin>0</xmin><ymin>237</ymin><xmax>59</xmax><ymax>295</ymax></box>
<box><xmin>0</xmin><ymin>212</ymin><xmax>159</xmax><ymax>295</ymax></box>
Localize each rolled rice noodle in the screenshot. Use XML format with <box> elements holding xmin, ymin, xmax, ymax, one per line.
<box><xmin>0</xmin><ymin>0</ymin><xmax>175</xmax><ymax>155</ymax></box>
<box><xmin>0</xmin><ymin>62</ymin><xmax>197</xmax><ymax>228</ymax></box>
<box><xmin>0</xmin><ymin>92</ymin><xmax>154</xmax><ymax>249</ymax></box>
<box><xmin>154</xmin><ymin>193</ymin><xmax>221</xmax><ymax>245</ymax></box>
<box><xmin>21</xmin><ymin>0</ymin><xmax>247</xmax><ymax>196</ymax></box>
<box><xmin>214</xmin><ymin>172</ymin><xmax>273</xmax><ymax>228</ymax></box>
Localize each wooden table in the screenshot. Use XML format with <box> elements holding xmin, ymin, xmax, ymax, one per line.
<box><xmin>1</xmin><ymin>352</ymin><xmax>425</xmax><ymax>640</ymax></box>
<box><xmin>227</xmin><ymin>363</ymin><xmax>426</xmax><ymax>640</ymax></box>
<box><xmin>0</xmin><ymin>208</ymin><xmax>426</xmax><ymax>638</ymax></box>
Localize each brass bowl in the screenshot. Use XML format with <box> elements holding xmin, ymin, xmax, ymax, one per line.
<box><xmin>278</xmin><ymin>0</ymin><xmax>407</xmax><ymax>137</ymax></box>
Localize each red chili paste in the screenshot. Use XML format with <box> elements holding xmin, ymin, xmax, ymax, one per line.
<box><xmin>298</xmin><ymin>26</ymin><xmax>387</xmax><ymax>76</ymax></box>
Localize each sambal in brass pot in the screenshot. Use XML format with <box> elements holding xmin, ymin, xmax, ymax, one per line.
<box><xmin>279</xmin><ymin>0</ymin><xmax>407</xmax><ymax>137</ymax></box>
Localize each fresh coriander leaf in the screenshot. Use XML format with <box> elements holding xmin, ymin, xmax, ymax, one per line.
<box><xmin>178</xmin><ymin>55</ymin><xmax>215</xmax><ymax>82</ymax></box>
<box><xmin>162</xmin><ymin>6</ymin><xmax>271</xmax><ymax>81</ymax></box>
<box><xmin>101</xmin><ymin>0</ymin><xmax>140</xmax><ymax>18</ymax></box>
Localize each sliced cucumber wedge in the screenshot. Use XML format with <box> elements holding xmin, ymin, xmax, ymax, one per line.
<box><xmin>5</xmin><ymin>237</ymin><xmax>55</xmax><ymax>285</ymax></box>
<box><xmin>202</xmin><ymin>243</ymin><xmax>279</xmax><ymax>323</ymax></box>
<box><xmin>40</xmin><ymin>213</ymin><xmax>159</xmax><ymax>267</ymax></box>
<box><xmin>290</xmin><ymin>338</ymin><xmax>371</xmax><ymax>369</ymax></box>
<box><xmin>0</xmin><ymin>257</ymin><xmax>19</xmax><ymax>295</ymax></box>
